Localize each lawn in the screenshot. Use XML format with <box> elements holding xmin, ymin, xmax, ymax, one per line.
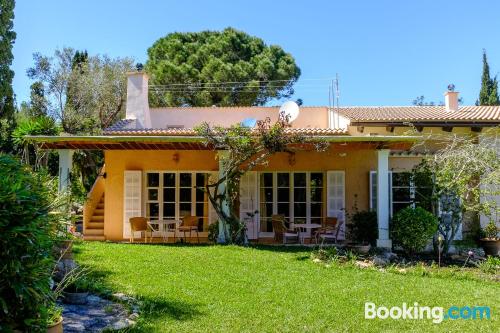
<box><xmin>74</xmin><ymin>242</ymin><xmax>499</xmax><ymax>332</ymax></box>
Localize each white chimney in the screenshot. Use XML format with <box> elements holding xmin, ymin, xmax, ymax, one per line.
<box><xmin>126</xmin><ymin>70</ymin><xmax>151</xmax><ymax>128</ymax></box>
<box><xmin>444</xmin><ymin>85</ymin><xmax>459</xmax><ymax>112</ymax></box>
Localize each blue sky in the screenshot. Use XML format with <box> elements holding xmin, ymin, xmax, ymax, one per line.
<box><xmin>12</xmin><ymin>0</ymin><xmax>500</xmax><ymax>106</ymax></box>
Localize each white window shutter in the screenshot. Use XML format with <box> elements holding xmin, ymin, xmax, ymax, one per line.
<box><xmin>327</xmin><ymin>171</ymin><xmax>345</xmax><ymax>239</ymax></box>
<box><xmin>123</xmin><ymin>170</ymin><xmax>142</xmax><ymax>239</ymax></box>
<box><xmin>239</xmin><ymin>171</ymin><xmax>259</xmax><ymax>239</ymax></box>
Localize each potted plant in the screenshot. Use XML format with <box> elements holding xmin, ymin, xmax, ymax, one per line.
<box><xmin>346</xmin><ymin>198</ymin><xmax>377</xmax><ymax>254</ymax></box>
<box><xmin>63</xmin><ymin>276</ymin><xmax>90</xmax><ymax>305</ymax></box>
<box><xmin>480</xmin><ymin>220</ymin><xmax>500</xmax><ymax>256</ymax></box>
<box><xmin>46</xmin><ymin>305</ymin><xmax>63</xmax><ymax>333</ymax></box>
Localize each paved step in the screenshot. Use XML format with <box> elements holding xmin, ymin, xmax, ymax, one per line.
<box><xmin>85</xmin><ymin>229</ymin><xmax>104</xmax><ymax>236</ymax></box>
<box><xmin>83</xmin><ymin>235</ymin><xmax>105</xmax><ymax>241</ymax></box>
<box><xmin>87</xmin><ymin>222</ymin><xmax>104</xmax><ymax>229</ymax></box>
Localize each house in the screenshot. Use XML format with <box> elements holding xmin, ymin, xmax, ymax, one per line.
<box><xmin>33</xmin><ymin>71</ymin><xmax>500</xmax><ymax>246</ymax></box>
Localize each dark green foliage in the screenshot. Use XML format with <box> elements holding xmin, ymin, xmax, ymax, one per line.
<box><xmin>146</xmin><ymin>27</ymin><xmax>301</xmax><ymax>107</ymax></box>
<box><xmin>478</xmin><ymin>50</ymin><xmax>499</xmax><ymax>106</ymax></box>
<box><xmin>0</xmin><ymin>0</ymin><xmax>16</xmax><ymax>121</ymax></box>
<box><xmin>0</xmin><ymin>154</ymin><xmax>58</xmax><ymax>331</ymax></box>
<box><xmin>391</xmin><ymin>206</ymin><xmax>438</xmax><ymax>255</ymax></box>
<box><xmin>12</xmin><ymin>117</ymin><xmax>59</xmax><ymax>169</ymax></box>
<box><xmin>350</xmin><ymin>209</ymin><xmax>378</xmax><ymax>246</ymax></box>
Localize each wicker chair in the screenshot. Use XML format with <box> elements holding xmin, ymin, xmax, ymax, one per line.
<box><xmin>178</xmin><ymin>215</ymin><xmax>200</xmax><ymax>243</ymax></box>
<box><xmin>129</xmin><ymin>217</ymin><xmax>152</xmax><ymax>243</ymax></box>
<box><xmin>271</xmin><ymin>215</ymin><xmax>299</xmax><ymax>244</ymax></box>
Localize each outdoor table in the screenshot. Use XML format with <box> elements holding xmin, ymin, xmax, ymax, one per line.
<box><xmin>148</xmin><ymin>220</ymin><xmax>181</xmax><ymax>242</ymax></box>
<box><xmin>293</xmin><ymin>223</ymin><xmax>322</xmax><ymax>244</ymax></box>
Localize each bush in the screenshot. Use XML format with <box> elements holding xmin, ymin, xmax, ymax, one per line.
<box><xmin>0</xmin><ymin>154</ymin><xmax>59</xmax><ymax>331</ymax></box>
<box><xmin>350</xmin><ymin>210</ymin><xmax>378</xmax><ymax>246</ymax></box>
<box><xmin>391</xmin><ymin>206</ymin><xmax>438</xmax><ymax>255</ymax></box>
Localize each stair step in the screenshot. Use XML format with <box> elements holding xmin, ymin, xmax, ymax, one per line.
<box><xmin>87</xmin><ymin>222</ymin><xmax>104</xmax><ymax>229</ymax></box>
<box><xmin>96</xmin><ymin>204</ymin><xmax>105</xmax><ymax>209</ymax></box>
<box><xmin>94</xmin><ymin>209</ymin><xmax>104</xmax><ymax>215</ymax></box>
<box><xmin>90</xmin><ymin>216</ymin><xmax>104</xmax><ymax>222</ymax></box>
<box><xmin>83</xmin><ymin>235</ymin><xmax>105</xmax><ymax>241</ymax></box>
<box><xmin>85</xmin><ymin>229</ymin><xmax>104</xmax><ymax>236</ymax></box>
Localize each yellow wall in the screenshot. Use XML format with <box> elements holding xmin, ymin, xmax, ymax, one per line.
<box><xmin>103</xmin><ymin>147</ymin><xmax>423</xmax><ymax>240</ymax></box>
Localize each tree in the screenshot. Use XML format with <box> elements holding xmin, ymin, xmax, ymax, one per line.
<box><xmin>27</xmin><ymin>48</ymin><xmax>134</xmax><ymax>192</ymax></box>
<box><xmin>195</xmin><ymin>114</ymin><xmax>327</xmax><ymax>244</ymax></box>
<box><xmin>27</xmin><ymin>48</ymin><xmax>134</xmax><ymax>134</ymax></box>
<box><xmin>413</xmin><ymin>96</ymin><xmax>435</xmax><ymax>106</ymax></box>
<box><xmin>478</xmin><ymin>50</ymin><xmax>499</xmax><ymax>106</ymax></box>
<box><xmin>413</xmin><ymin>128</ymin><xmax>500</xmax><ymax>254</ymax></box>
<box><xmin>0</xmin><ymin>0</ymin><xmax>16</xmax><ymax>120</ymax></box>
<box><xmin>146</xmin><ymin>27</ymin><xmax>301</xmax><ymax>107</ymax></box>
<box><xmin>0</xmin><ymin>0</ymin><xmax>16</xmax><ymax>153</ymax></box>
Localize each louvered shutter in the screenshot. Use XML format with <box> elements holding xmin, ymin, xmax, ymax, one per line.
<box><xmin>239</xmin><ymin>171</ymin><xmax>259</xmax><ymax>239</ymax></box>
<box><xmin>123</xmin><ymin>171</ymin><xmax>142</xmax><ymax>239</ymax></box>
<box><xmin>327</xmin><ymin>171</ymin><xmax>345</xmax><ymax>239</ymax></box>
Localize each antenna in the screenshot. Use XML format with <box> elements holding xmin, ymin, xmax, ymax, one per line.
<box><xmin>335</xmin><ymin>73</ymin><xmax>340</xmax><ymax>129</ymax></box>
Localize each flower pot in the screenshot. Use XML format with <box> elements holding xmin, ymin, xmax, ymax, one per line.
<box><xmin>348</xmin><ymin>243</ymin><xmax>371</xmax><ymax>255</ymax></box>
<box><xmin>47</xmin><ymin>317</ymin><xmax>63</xmax><ymax>333</ymax></box>
<box><xmin>480</xmin><ymin>238</ymin><xmax>500</xmax><ymax>256</ymax></box>
<box><xmin>63</xmin><ymin>291</ymin><xmax>89</xmax><ymax>305</ymax></box>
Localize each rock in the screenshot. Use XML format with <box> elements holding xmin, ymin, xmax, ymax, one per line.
<box><xmin>312</xmin><ymin>258</ymin><xmax>322</xmax><ymax>263</ymax></box>
<box><xmin>373</xmin><ymin>256</ymin><xmax>390</xmax><ymax>267</ymax></box>
<box><xmin>129</xmin><ymin>312</ymin><xmax>140</xmax><ymax>320</ymax></box>
<box><xmin>111</xmin><ymin>319</ymin><xmax>131</xmax><ymax>330</ymax></box>
<box><xmin>382</xmin><ymin>252</ymin><xmax>398</xmax><ymax>262</ymax></box>
<box><xmin>355</xmin><ymin>260</ymin><xmax>373</xmax><ymax>268</ymax></box>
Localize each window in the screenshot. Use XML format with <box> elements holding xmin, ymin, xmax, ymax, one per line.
<box><xmin>370</xmin><ymin>171</ymin><xmax>431</xmax><ymax>216</ymax></box>
<box><xmin>145</xmin><ymin>172</ymin><xmax>211</xmax><ymax>231</ymax></box>
<box><xmin>259</xmin><ymin>172</ymin><xmax>325</xmax><ymax>233</ymax></box>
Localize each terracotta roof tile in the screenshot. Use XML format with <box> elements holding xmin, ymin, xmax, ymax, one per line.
<box><xmin>104</xmin><ymin>127</ymin><xmax>348</xmax><ymax>136</ymax></box>
<box><xmin>336</xmin><ymin>106</ymin><xmax>500</xmax><ymax>122</ymax></box>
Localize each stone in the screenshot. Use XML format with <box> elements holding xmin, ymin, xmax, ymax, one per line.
<box><xmin>111</xmin><ymin>319</ymin><xmax>130</xmax><ymax>330</ymax></box>
<box><xmin>355</xmin><ymin>260</ymin><xmax>373</xmax><ymax>268</ymax></box>
<box><xmin>373</xmin><ymin>255</ymin><xmax>389</xmax><ymax>267</ymax></box>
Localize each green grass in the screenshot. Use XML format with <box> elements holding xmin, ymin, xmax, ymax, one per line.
<box><xmin>74</xmin><ymin>242</ymin><xmax>499</xmax><ymax>332</ymax></box>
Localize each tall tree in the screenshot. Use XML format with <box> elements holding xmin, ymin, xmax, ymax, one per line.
<box><xmin>27</xmin><ymin>48</ymin><xmax>134</xmax><ymax>191</ymax></box>
<box><xmin>0</xmin><ymin>0</ymin><xmax>16</xmax><ymax>120</ymax></box>
<box><xmin>146</xmin><ymin>27</ymin><xmax>301</xmax><ymax>107</ymax></box>
<box><xmin>478</xmin><ymin>50</ymin><xmax>499</xmax><ymax>106</ymax></box>
<box><xmin>0</xmin><ymin>0</ymin><xmax>16</xmax><ymax>152</ymax></box>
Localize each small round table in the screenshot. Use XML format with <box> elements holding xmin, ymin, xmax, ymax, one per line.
<box><xmin>293</xmin><ymin>223</ymin><xmax>322</xmax><ymax>244</ymax></box>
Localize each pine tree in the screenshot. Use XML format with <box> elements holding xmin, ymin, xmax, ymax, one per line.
<box><xmin>478</xmin><ymin>50</ymin><xmax>500</xmax><ymax>106</ymax></box>
<box><xmin>487</xmin><ymin>77</ymin><xmax>499</xmax><ymax>105</ymax></box>
<box><xmin>479</xmin><ymin>50</ymin><xmax>491</xmax><ymax>105</ymax></box>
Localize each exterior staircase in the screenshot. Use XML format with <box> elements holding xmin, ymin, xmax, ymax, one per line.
<box><xmin>84</xmin><ymin>194</ymin><xmax>105</xmax><ymax>240</ymax></box>
<box><xmin>83</xmin><ymin>165</ymin><xmax>106</xmax><ymax>241</ymax></box>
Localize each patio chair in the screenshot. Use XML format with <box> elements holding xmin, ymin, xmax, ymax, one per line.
<box><xmin>129</xmin><ymin>217</ymin><xmax>152</xmax><ymax>243</ymax></box>
<box><xmin>178</xmin><ymin>215</ymin><xmax>200</xmax><ymax>243</ymax></box>
<box><xmin>271</xmin><ymin>215</ymin><xmax>299</xmax><ymax>244</ymax></box>
<box><xmin>312</xmin><ymin>217</ymin><xmax>338</xmax><ymax>243</ymax></box>
<box><xmin>316</xmin><ymin>219</ymin><xmax>344</xmax><ymax>244</ymax></box>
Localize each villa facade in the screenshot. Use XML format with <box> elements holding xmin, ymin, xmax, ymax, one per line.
<box><xmin>34</xmin><ymin>71</ymin><xmax>500</xmax><ymax>246</ymax></box>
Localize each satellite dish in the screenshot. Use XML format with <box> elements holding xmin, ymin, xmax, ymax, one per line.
<box><xmin>279</xmin><ymin>101</ymin><xmax>300</xmax><ymax>122</ymax></box>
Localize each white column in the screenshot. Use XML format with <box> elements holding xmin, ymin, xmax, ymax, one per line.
<box><xmin>376</xmin><ymin>149</ymin><xmax>392</xmax><ymax>248</ymax></box>
<box><xmin>217</xmin><ymin>151</ymin><xmax>230</xmax><ymax>243</ymax></box>
<box><xmin>58</xmin><ymin>149</ymin><xmax>74</xmax><ymax>193</ymax></box>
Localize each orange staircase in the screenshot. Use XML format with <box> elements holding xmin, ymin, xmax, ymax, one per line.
<box><xmin>83</xmin><ymin>166</ymin><xmax>106</xmax><ymax>241</ymax></box>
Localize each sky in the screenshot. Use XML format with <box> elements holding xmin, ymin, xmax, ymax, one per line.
<box><xmin>11</xmin><ymin>0</ymin><xmax>500</xmax><ymax>107</ymax></box>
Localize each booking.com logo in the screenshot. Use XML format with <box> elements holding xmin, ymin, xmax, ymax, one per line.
<box><xmin>365</xmin><ymin>302</ymin><xmax>491</xmax><ymax>324</ymax></box>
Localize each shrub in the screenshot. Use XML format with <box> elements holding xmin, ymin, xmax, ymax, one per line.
<box><xmin>350</xmin><ymin>210</ymin><xmax>378</xmax><ymax>246</ymax></box>
<box><xmin>391</xmin><ymin>206</ymin><xmax>438</xmax><ymax>255</ymax></box>
<box><xmin>482</xmin><ymin>221</ymin><xmax>499</xmax><ymax>239</ymax></box>
<box><xmin>0</xmin><ymin>154</ymin><xmax>59</xmax><ymax>331</ymax></box>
